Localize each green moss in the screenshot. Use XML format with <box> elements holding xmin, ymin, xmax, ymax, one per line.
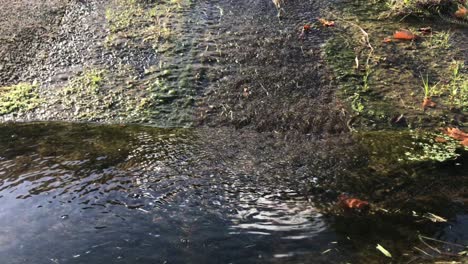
<box><xmin>104</xmin><ymin>0</ymin><xmax>190</xmax><ymax>47</ymax></box>
<box><xmin>0</xmin><ymin>82</ymin><xmax>41</xmax><ymax>115</ymax></box>
<box><xmin>105</xmin><ymin>0</ymin><xmax>141</xmax><ymax>34</ymax></box>
<box><xmin>64</xmin><ymin>68</ymin><xmax>106</xmax><ymax>96</ymax></box>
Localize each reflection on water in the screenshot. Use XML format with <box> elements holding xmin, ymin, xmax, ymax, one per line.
<box><xmin>230</xmin><ymin>190</ymin><xmax>327</xmax><ymax>238</ymax></box>
<box><xmin>0</xmin><ymin>123</ymin><xmax>340</xmax><ymax>264</ymax></box>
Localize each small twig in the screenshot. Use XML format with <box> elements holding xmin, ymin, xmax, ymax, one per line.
<box><xmin>419</xmin><ymin>235</ymin><xmax>441</xmax><ymax>254</ymax></box>
<box><xmin>346</xmin><ymin>114</ymin><xmax>358</xmax><ymax>132</ymax></box>
<box><xmin>257</xmin><ymin>81</ymin><xmax>270</xmax><ymax>97</ymax></box>
<box><xmin>418</xmin><ymin>236</ymin><xmax>461</xmax><ymax>257</ymax></box>
<box><xmin>328</xmin><ymin>14</ymin><xmax>374</xmax><ymax>70</ymax></box>
<box><xmin>420</xmin><ymin>235</ymin><xmax>466</xmax><ymax>248</ymax></box>
<box><xmin>414</xmin><ymin>246</ymin><xmax>433</xmax><ymax>257</ymax></box>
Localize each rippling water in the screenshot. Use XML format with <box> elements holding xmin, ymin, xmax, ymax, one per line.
<box><xmin>0</xmin><ymin>123</ymin><xmax>466</xmax><ymax>263</ymax></box>
<box><xmin>0</xmin><ymin>123</ymin><xmax>346</xmax><ymax>264</ymax></box>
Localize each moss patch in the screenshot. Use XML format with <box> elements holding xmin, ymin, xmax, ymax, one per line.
<box><xmin>63</xmin><ymin>68</ymin><xmax>106</xmax><ymax>96</ymax></box>
<box><xmin>0</xmin><ymin>83</ymin><xmax>41</xmax><ymax>115</ymax></box>
<box><xmin>104</xmin><ymin>0</ymin><xmax>191</xmax><ymax>47</ymax></box>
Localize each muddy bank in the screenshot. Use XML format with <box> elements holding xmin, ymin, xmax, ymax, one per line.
<box><xmin>325</xmin><ymin>0</ymin><xmax>468</xmax><ymax>130</ymax></box>
<box><xmin>1</xmin><ymin>0</ymin><xmax>199</xmax><ymax>125</ymax></box>
<box><xmin>195</xmin><ymin>0</ymin><xmax>347</xmax><ymax>134</ymax></box>
<box><xmin>0</xmin><ymin>0</ymin><xmax>466</xmax><ymax>132</ymax></box>
<box><xmin>0</xmin><ymin>0</ymin><xmax>348</xmax><ymax>134</ymax></box>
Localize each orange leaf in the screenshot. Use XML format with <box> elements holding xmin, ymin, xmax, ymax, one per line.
<box><xmin>455</xmin><ymin>5</ymin><xmax>468</xmax><ymax>18</ymax></box>
<box><xmin>444</xmin><ymin>127</ymin><xmax>468</xmax><ymax>141</ymax></box>
<box><xmin>383</xmin><ymin>37</ymin><xmax>392</xmax><ymax>43</ymax></box>
<box><xmin>318</xmin><ymin>18</ymin><xmax>335</xmax><ymax>27</ymax></box>
<box><xmin>422</xmin><ymin>97</ymin><xmax>436</xmax><ymax>109</ymax></box>
<box><xmin>435</xmin><ymin>137</ymin><xmax>447</xmax><ymax>143</ymax></box>
<box><xmin>461</xmin><ymin>138</ymin><xmax>468</xmax><ymax>147</ymax></box>
<box><xmin>393</xmin><ymin>30</ymin><xmax>416</xmax><ymax>40</ymax></box>
<box><xmin>338</xmin><ymin>195</ymin><xmax>370</xmax><ymax>210</ymax></box>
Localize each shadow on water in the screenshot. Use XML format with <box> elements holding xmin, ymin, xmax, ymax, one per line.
<box><xmin>0</xmin><ymin>123</ymin><xmax>466</xmax><ymax>263</ymax></box>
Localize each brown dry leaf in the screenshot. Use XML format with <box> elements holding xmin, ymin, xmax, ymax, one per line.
<box><xmin>462</xmin><ymin>138</ymin><xmax>468</xmax><ymax>147</ymax></box>
<box><xmin>422</xmin><ymin>97</ymin><xmax>436</xmax><ymax>109</ymax></box>
<box><xmin>444</xmin><ymin>127</ymin><xmax>468</xmax><ymax>141</ymax></box>
<box><xmin>318</xmin><ymin>18</ymin><xmax>335</xmax><ymax>27</ymax></box>
<box><xmin>435</xmin><ymin>137</ymin><xmax>447</xmax><ymax>143</ymax></box>
<box><xmin>383</xmin><ymin>37</ymin><xmax>392</xmax><ymax>43</ymax></box>
<box><xmin>393</xmin><ymin>30</ymin><xmax>417</xmax><ymax>40</ymax></box>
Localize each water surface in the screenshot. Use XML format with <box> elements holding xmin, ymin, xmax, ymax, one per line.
<box><xmin>0</xmin><ymin>123</ymin><xmax>466</xmax><ymax>263</ymax></box>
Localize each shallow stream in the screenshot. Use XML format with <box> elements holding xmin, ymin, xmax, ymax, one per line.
<box><xmin>0</xmin><ymin>0</ymin><xmax>467</xmax><ymax>263</ymax></box>
<box><xmin>0</xmin><ymin>123</ymin><xmax>466</xmax><ymax>263</ymax></box>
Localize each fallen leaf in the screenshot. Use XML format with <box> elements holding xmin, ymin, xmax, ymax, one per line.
<box><xmin>422</xmin><ymin>97</ymin><xmax>436</xmax><ymax>109</ymax></box>
<box><xmin>376</xmin><ymin>244</ymin><xmax>392</xmax><ymax>258</ymax></box>
<box><xmin>444</xmin><ymin>127</ymin><xmax>468</xmax><ymax>141</ymax></box>
<box><xmin>338</xmin><ymin>195</ymin><xmax>370</xmax><ymax>210</ymax></box>
<box><xmin>462</xmin><ymin>138</ymin><xmax>468</xmax><ymax>147</ymax></box>
<box><xmin>303</xmin><ymin>24</ymin><xmax>311</xmax><ymax>31</ymax></box>
<box><xmin>383</xmin><ymin>37</ymin><xmax>392</xmax><ymax>43</ymax></box>
<box><xmin>393</xmin><ymin>30</ymin><xmax>417</xmax><ymax>40</ymax></box>
<box><xmin>318</xmin><ymin>18</ymin><xmax>335</xmax><ymax>27</ymax></box>
<box><xmin>455</xmin><ymin>5</ymin><xmax>468</xmax><ymax>18</ymax></box>
<box><xmin>443</xmin><ymin>127</ymin><xmax>468</xmax><ymax>147</ymax></box>
<box><xmin>435</xmin><ymin>137</ymin><xmax>447</xmax><ymax>143</ymax></box>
